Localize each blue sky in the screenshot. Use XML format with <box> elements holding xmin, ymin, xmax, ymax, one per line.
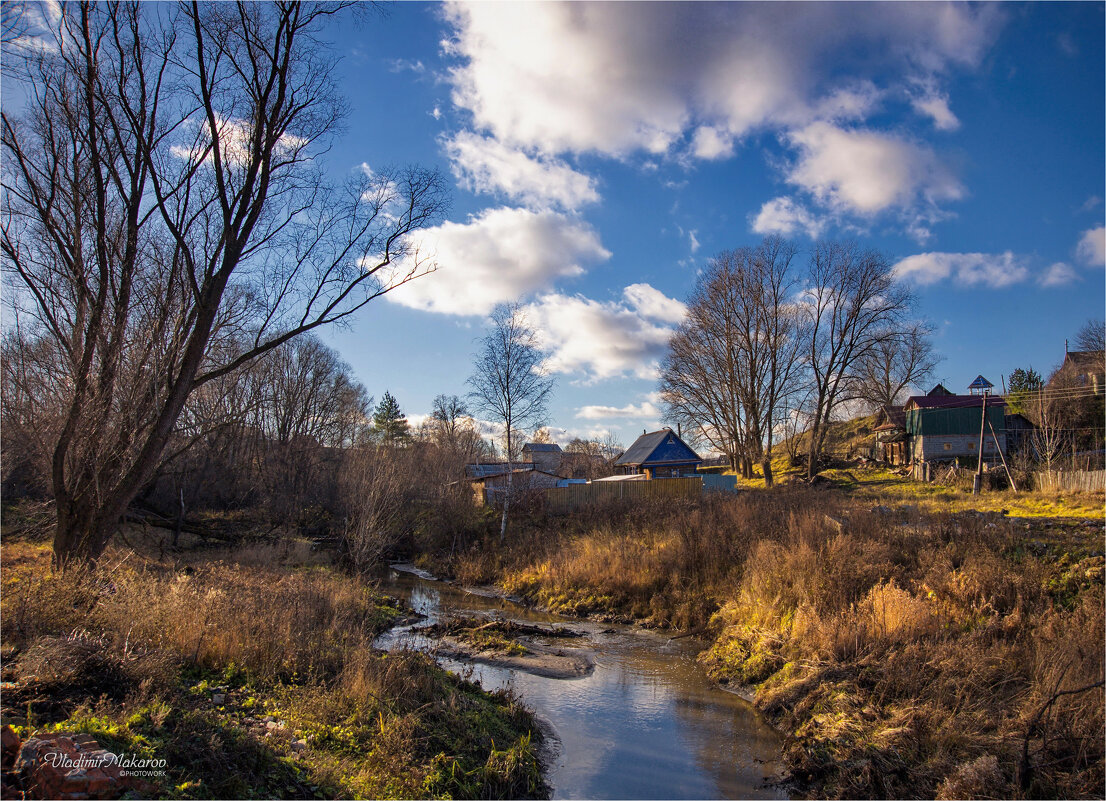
<box><xmin>308</xmin><ymin>2</ymin><xmax>1104</xmax><ymax>449</ymax></box>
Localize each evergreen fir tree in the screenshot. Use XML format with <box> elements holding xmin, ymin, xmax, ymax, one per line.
<box><xmin>371</xmin><ymin>391</ymin><xmax>411</xmax><ymax>445</ymax></box>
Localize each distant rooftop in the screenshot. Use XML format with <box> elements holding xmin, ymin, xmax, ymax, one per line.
<box><xmin>523</xmin><ymin>442</ymin><xmax>563</xmax><ymax>453</ymax></box>
<box><xmin>464</xmin><ymin>462</ymin><xmax>536</xmax><ymax>479</ymax></box>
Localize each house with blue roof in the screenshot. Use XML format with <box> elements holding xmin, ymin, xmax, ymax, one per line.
<box><xmin>614</xmin><ymin>428</ymin><xmax>702</xmax><ymax>478</ymax></box>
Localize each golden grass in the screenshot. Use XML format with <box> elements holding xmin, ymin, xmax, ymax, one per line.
<box><xmin>454</xmin><ymin>489</ymin><xmax>1105</xmax><ymax>799</ymax></box>
<box><xmin>0</xmin><ymin>538</ymin><xmax>545</xmax><ymax>799</ymax></box>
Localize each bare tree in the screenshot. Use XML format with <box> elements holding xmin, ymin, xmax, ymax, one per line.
<box><xmin>467</xmin><ymin>302</ymin><xmax>553</xmax><ymax>542</ymax></box>
<box><xmin>1028</xmin><ymin>383</ymin><xmax>1074</xmax><ymax>473</ymax></box>
<box><xmin>1</xmin><ymin>2</ymin><xmax>446</xmax><ymax>566</ymax></box>
<box><xmin>1073</xmin><ymin>318</ymin><xmax>1105</xmax><ymax>355</ymax></box>
<box><xmin>1</xmin><ymin>1</ymin><xmax>30</xmax><ymax>47</ymax></box>
<box><xmin>800</xmin><ymin>242</ymin><xmax>911</xmax><ymax>479</ymax></box>
<box><xmin>339</xmin><ymin>444</ymin><xmax>410</xmax><ymax>572</ymax></box>
<box><xmin>853</xmin><ymin>322</ymin><xmax>940</xmax><ymax>411</ymax></box>
<box><xmin>660</xmin><ymin>237</ymin><xmax>806</xmax><ymax>485</ymax></box>
<box><xmin>530</xmin><ymin>427</ymin><xmax>555</xmax><ymax>444</ymax></box>
<box><xmin>660</xmin><ymin>261</ymin><xmax>748</xmax><ymax>473</ymax></box>
<box><xmin>430</xmin><ymin>394</ymin><xmax>467</xmax><ymax>446</ymax></box>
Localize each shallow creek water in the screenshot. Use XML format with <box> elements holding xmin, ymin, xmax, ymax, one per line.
<box><xmin>373</xmin><ymin>565</ymin><xmax>787</xmax><ymax>800</ymax></box>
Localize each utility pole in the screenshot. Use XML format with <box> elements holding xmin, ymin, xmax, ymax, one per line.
<box><xmin>973</xmin><ymin>391</ymin><xmax>988</xmax><ymax>494</ymax></box>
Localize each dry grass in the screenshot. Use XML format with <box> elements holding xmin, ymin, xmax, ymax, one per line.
<box><xmin>449</xmin><ymin>489</ymin><xmax>1105</xmax><ymax>799</ymax></box>
<box><xmin>0</xmin><ymin>539</ymin><xmax>545</xmax><ymax>799</ymax></box>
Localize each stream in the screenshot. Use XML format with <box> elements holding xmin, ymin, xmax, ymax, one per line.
<box><xmin>373</xmin><ymin>565</ymin><xmax>788</xmax><ymax>800</ymax></box>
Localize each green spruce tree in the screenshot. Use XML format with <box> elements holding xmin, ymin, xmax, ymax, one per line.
<box><xmin>372</xmin><ymin>391</ymin><xmax>411</xmax><ymax>446</ymax></box>
<box><xmin>1007</xmin><ymin>367</ymin><xmax>1042</xmax><ymax>416</ymax></box>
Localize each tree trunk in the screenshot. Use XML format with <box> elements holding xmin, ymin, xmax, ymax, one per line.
<box><xmin>806</xmin><ymin>423</ymin><xmax>820</xmax><ymax>481</ymax></box>
<box><xmin>762</xmin><ymin>457</ymin><xmax>774</xmax><ymax>488</ymax></box>
<box><xmin>52</xmin><ymin>501</ymin><xmax>116</xmax><ymax>570</ymax></box>
<box><xmin>500</xmin><ymin>440</ymin><xmax>513</xmax><ymax>543</ymax></box>
<box><xmin>499</xmin><ymin>472</ymin><xmax>511</xmax><ymax>544</ymax></box>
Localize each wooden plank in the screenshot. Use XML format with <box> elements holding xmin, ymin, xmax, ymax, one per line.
<box><xmin>543</xmin><ymin>477</ymin><xmax>703</xmax><ymax>514</ymax></box>
<box><xmin>1032</xmin><ymin>470</ymin><xmax>1106</xmax><ymax>492</ymax></box>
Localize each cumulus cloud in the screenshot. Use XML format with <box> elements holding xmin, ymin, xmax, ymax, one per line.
<box><xmin>751</xmin><ymin>196</ymin><xmax>827</xmax><ymax>238</ymax></box>
<box><xmin>910</xmin><ymin>89</ymin><xmax>960</xmax><ymax>131</ymax></box>
<box><xmin>170</xmin><ymin>116</ymin><xmax>307</xmax><ymax>168</ymax></box>
<box><xmin>1039</xmin><ymin>262</ymin><xmax>1080</xmax><ymax>287</ymax></box>
<box><xmin>443</xmin><ymin>131</ymin><xmax>599</xmax><ymax>209</ymax></box>
<box><xmin>524</xmin><ymin>285</ymin><xmax>684</xmax><ymax>381</ymax></box>
<box><xmin>690</xmin><ymin>126</ymin><xmax>735</xmax><ymax>160</ymax></box>
<box><xmin>1076</xmin><ymin>226</ymin><xmax>1105</xmax><ymax>267</ymax></box>
<box><xmin>623</xmin><ymin>283</ymin><xmax>687</xmax><ymax>324</ymax></box>
<box><xmin>785</xmin><ymin>122</ymin><xmax>963</xmax><ymax>216</ymax></box>
<box><xmin>385</xmin><ymin>207</ymin><xmax>610</xmax><ymax>316</ymax></box>
<box><xmin>892</xmin><ymin>251</ymin><xmax>1029</xmax><ymax>288</ymax></box>
<box><xmin>442</xmin><ymin>3</ymin><xmax>1000</xmax><ymax>240</ymax></box>
<box><xmin>441</xmin><ymin>3</ymin><xmax>1000</xmax><ymax>157</ymax></box>
<box><xmin>576</xmin><ymin>401</ymin><xmax>661</xmax><ymax>420</ymax></box>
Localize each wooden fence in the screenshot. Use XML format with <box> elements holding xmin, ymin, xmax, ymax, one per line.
<box><xmin>543</xmin><ymin>477</ymin><xmax>702</xmax><ymax>514</ymax></box>
<box><xmin>1032</xmin><ymin>470</ymin><xmax>1106</xmax><ymax>493</ymax></box>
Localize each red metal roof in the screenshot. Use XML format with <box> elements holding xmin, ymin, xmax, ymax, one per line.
<box><xmin>904</xmin><ymin>394</ymin><xmax>1006</xmax><ymax>411</ymax></box>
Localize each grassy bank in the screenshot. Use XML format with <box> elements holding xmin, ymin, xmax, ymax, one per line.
<box><xmin>0</xmin><ymin>532</ymin><xmax>546</xmax><ymax>800</ymax></box>
<box><xmin>438</xmin><ymin>485</ymin><xmax>1105</xmax><ymax>799</ymax></box>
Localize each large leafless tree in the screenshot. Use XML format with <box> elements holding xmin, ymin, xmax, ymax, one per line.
<box><xmin>1</xmin><ymin>2</ymin><xmax>446</xmax><ymax>565</ymax></box>
<box><xmin>800</xmin><ymin>242</ymin><xmax>911</xmax><ymax>478</ymax></box>
<box><xmin>660</xmin><ymin>237</ymin><xmax>806</xmax><ymax>485</ymax></box>
<box><xmin>467</xmin><ymin>303</ymin><xmax>553</xmax><ymax>542</ymax></box>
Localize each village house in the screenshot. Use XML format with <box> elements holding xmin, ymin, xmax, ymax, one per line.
<box><xmin>874</xmin><ymin>405</ymin><xmax>908</xmax><ymax>465</ymax></box>
<box><xmin>469</xmin><ymin>468</ymin><xmax>562</xmax><ymax>506</ymax></box>
<box><xmin>521</xmin><ymin>442</ymin><xmax>564</xmax><ymax>474</ymax></box>
<box><xmin>1049</xmin><ymin>348</ymin><xmax>1106</xmax><ymax>393</ymax></box>
<box><xmin>614</xmin><ymin>428</ymin><xmax>702</xmax><ymax>478</ymax></box>
<box><xmin>904</xmin><ymin>378</ymin><xmax>1007</xmax><ymax>466</ymax></box>
<box><xmin>464</xmin><ymin>462</ymin><xmax>536</xmax><ymax>480</ymax></box>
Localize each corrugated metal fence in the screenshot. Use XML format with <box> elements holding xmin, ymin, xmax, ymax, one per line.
<box><xmin>1033</xmin><ymin>470</ymin><xmax>1106</xmax><ymax>493</ymax></box>
<box><xmin>543</xmin><ymin>477</ymin><xmax>702</xmax><ymax>514</ymax></box>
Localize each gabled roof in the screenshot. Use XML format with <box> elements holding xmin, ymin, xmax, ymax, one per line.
<box><xmin>905</xmin><ymin>394</ymin><xmax>1006</xmax><ymax>411</ymax></box>
<box><xmin>470</xmin><ymin>468</ymin><xmax>560</xmax><ymax>484</ymax></box>
<box><xmin>1063</xmin><ymin>350</ymin><xmax>1105</xmax><ymax>372</ymax></box>
<box><xmin>615</xmin><ymin>428</ymin><xmax>701</xmax><ymax>467</ymax></box>
<box><xmin>927</xmin><ymin>383</ymin><xmax>954</xmax><ymax>397</ymax></box>
<box><xmin>873</xmin><ymin>405</ymin><xmax>906</xmax><ymax>431</ymax></box>
<box><xmin>968</xmin><ymin>375</ymin><xmax>994</xmax><ymax>391</ymax></box>
<box><xmin>465</xmin><ymin>463</ymin><xmax>536</xmax><ymax>479</ymax></box>
<box><xmin>522</xmin><ymin>442</ymin><xmax>563</xmax><ymax>453</ymax></box>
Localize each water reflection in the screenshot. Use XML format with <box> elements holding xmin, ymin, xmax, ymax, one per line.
<box><xmin>376</xmin><ymin>568</ymin><xmax>787</xmax><ymax>800</ymax></box>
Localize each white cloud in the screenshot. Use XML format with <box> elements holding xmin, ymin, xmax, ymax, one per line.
<box><xmin>385</xmin><ymin>207</ymin><xmax>610</xmax><ymax>316</ymax></box>
<box><xmin>576</xmin><ymin>401</ymin><xmax>661</xmax><ymax>420</ymax></box>
<box><xmin>785</xmin><ymin>122</ymin><xmax>963</xmax><ymax>216</ymax></box>
<box><xmin>688</xmin><ymin>230</ymin><xmax>701</xmax><ymax>254</ymax></box>
<box><xmin>442</xmin><ymin>2</ymin><xmax>1000</xmax><ymax>157</ymax></box>
<box><xmin>1039</xmin><ymin>262</ymin><xmax>1080</xmax><ymax>288</ymax></box>
<box><xmin>443</xmin><ymin>131</ymin><xmax>599</xmax><ymax>209</ymax></box>
<box><xmin>1076</xmin><ymin>226</ymin><xmax>1106</xmax><ymax>267</ymax></box>
<box><xmin>690</xmin><ymin>126</ymin><xmax>734</xmax><ymax>160</ymax></box>
<box><xmin>892</xmin><ymin>251</ymin><xmax>1029</xmax><ymax>288</ymax></box>
<box><xmin>751</xmin><ymin>196</ymin><xmax>827</xmax><ymax>238</ymax></box>
<box><xmin>910</xmin><ymin>90</ymin><xmax>960</xmax><ymax>131</ymax></box>
<box><xmin>525</xmin><ymin>286</ymin><xmax>684</xmax><ymax>381</ymax></box>
<box><xmin>622</xmin><ymin>283</ymin><xmax>687</xmax><ymax>324</ymax></box>
<box><xmin>170</xmin><ymin>116</ymin><xmax>307</xmax><ymax>168</ymax></box>
<box><xmin>388</xmin><ymin>58</ymin><xmax>426</xmax><ymax>74</ymax></box>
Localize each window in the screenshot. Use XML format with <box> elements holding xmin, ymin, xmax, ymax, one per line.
<box><xmin>943</xmin><ymin>443</ymin><xmax>952</xmax><ymax>451</ymax></box>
